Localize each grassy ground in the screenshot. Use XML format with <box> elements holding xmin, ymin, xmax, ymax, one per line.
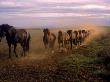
<box><xmin>0</xmin><ymin>27</ymin><xmax>110</xmax><ymax>82</ymax></box>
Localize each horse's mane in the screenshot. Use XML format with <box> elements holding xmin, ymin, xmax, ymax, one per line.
<box><xmin>1</xmin><ymin>24</ymin><xmax>15</xmax><ymax>31</ymax></box>
<box><xmin>1</xmin><ymin>24</ymin><xmax>13</xmax><ymax>28</ymax></box>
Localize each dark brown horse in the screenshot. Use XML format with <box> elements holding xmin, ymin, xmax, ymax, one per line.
<box><xmin>77</xmin><ymin>30</ymin><xmax>83</xmax><ymax>45</ymax></box>
<box><xmin>43</xmin><ymin>28</ymin><xmax>56</xmax><ymax>49</ymax></box>
<box><xmin>0</xmin><ymin>24</ymin><xmax>31</xmax><ymax>58</ymax></box>
<box><xmin>67</xmin><ymin>30</ymin><xmax>79</xmax><ymax>49</ymax></box>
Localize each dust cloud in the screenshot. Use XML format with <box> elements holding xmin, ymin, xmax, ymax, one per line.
<box><xmin>80</xmin><ymin>23</ymin><xmax>106</xmax><ymax>45</ymax></box>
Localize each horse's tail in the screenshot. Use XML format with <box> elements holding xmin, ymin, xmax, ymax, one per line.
<box><xmin>25</xmin><ymin>32</ymin><xmax>31</xmax><ymax>52</ymax></box>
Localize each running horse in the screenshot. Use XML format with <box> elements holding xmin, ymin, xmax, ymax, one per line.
<box><xmin>43</xmin><ymin>28</ymin><xmax>56</xmax><ymax>49</ymax></box>
<box><xmin>0</xmin><ymin>24</ymin><xmax>31</xmax><ymax>58</ymax></box>
<box><xmin>58</xmin><ymin>30</ymin><xmax>70</xmax><ymax>48</ymax></box>
<box><xmin>67</xmin><ymin>30</ymin><xmax>78</xmax><ymax>49</ymax></box>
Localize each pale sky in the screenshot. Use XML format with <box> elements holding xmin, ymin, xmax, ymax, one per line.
<box><xmin>0</xmin><ymin>0</ymin><xmax>110</xmax><ymax>27</ymax></box>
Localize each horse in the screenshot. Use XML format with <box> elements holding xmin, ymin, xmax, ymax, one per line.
<box><xmin>79</xmin><ymin>29</ymin><xmax>90</xmax><ymax>44</ymax></box>
<box><xmin>73</xmin><ymin>30</ymin><xmax>79</xmax><ymax>46</ymax></box>
<box><xmin>58</xmin><ymin>30</ymin><xmax>70</xmax><ymax>48</ymax></box>
<box><xmin>77</xmin><ymin>29</ymin><xmax>91</xmax><ymax>46</ymax></box>
<box><xmin>77</xmin><ymin>30</ymin><xmax>83</xmax><ymax>45</ymax></box>
<box><xmin>67</xmin><ymin>29</ymin><xmax>85</xmax><ymax>49</ymax></box>
<box><xmin>81</xmin><ymin>30</ymin><xmax>87</xmax><ymax>43</ymax></box>
<box><xmin>58</xmin><ymin>30</ymin><xmax>64</xmax><ymax>48</ymax></box>
<box><xmin>0</xmin><ymin>26</ymin><xmax>4</xmax><ymax>42</ymax></box>
<box><xmin>0</xmin><ymin>24</ymin><xmax>31</xmax><ymax>58</ymax></box>
<box><xmin>67</xmin><ymin>30</ymin><xmax>73</xmax><ymax>49</ymax></box>
<box><xmin>43</xmin><ymin>28</ymin><xmax>56</xmax><ymax>49</ymax></box>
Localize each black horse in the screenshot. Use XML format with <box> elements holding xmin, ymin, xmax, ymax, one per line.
<box><xmin>0</xmin><ymin>24</ymin><xmax>31</xmax><ymax>58</ymax></box>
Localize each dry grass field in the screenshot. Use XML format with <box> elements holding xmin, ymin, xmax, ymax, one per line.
<box><xmin>0</xmin><ymin>26</ymin><xmax>110</xmax><ymax>82</ymax></box>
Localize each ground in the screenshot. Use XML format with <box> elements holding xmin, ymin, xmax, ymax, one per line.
<box><xmin>0</xmin><ymin>27</ymin><xmax>110</xmax><ymax>82</ymax></box>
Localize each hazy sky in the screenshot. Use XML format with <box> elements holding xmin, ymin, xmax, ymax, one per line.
<box><xmin>0</xmin><ymin>0</ymin><xmax>110</xmax><ymax>27</ymax></box>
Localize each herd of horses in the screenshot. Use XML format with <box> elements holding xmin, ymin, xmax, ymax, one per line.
<box><xmin>58</xmin><ymin>29</ymin><xmax>90</xmax><ymax>49</ymax></box>
<box><xmin>43</xmin><ymin>28</ymin><xmax>90</xmax><ymax>51</ymax></box>
<box><xmin>0</xmin><ymin>24</ymin><xmax>90</xmax><ymax>58</ymax></box>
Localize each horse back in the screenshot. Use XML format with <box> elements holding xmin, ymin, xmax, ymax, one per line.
<box><xmin>15</xmin><ymin>29</ymin><xmax>30</xmax><ymax>43</ymax></box>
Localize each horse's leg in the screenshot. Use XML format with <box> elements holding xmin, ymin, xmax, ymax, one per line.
<box><xmin>64</xmin><ymin>40</ymin><xmax>66</xmax><ymax>48</ymax></box>
<box><xmin>62</xmin><ymin>41</ymin><xmax>64</xmax><ymax>47</ymax></box>
<box><xmin>8</xmin><ymin>44</ymin><xmax>11</xmax><ymax>58</ymax></box>
<box><xmin>26</xmin><ymin>44</ymin><xmax>29</xmax><ymax>54</ymax></box>
<box><xmin>44</xmin><ymin>42</ymin><xmax>47</xmax><ymax>49</ymax></box>
<box><xmin>80</xmin><ymin>38</ymin><xmax>82</xmax><ymax>45</ymax></box>
<box><xmin>21</xmin><ymin>46</ymin><xmax>25</xmax><ymax>57</ymax></box>
<box><xmin>69</xmin><ymin>37</ymin><xmax>72</xmax><ymax>49</ymax></box>
<box><xmin>70</xmin><ymin>40</ymin><xmax>72</xmax><ymax>49</ymax></box>
<box><xmin>64</xmin><ymin>40</ymin><xmax>67</xmax><ymax>48</ymax></box>
<box><xmin>59</xmin><ymin>43</ymin><xmax>60</xmax><ymax>48</ymax></box>
<box><xmin>75</xmin><ymin>38</ymin><xmax>78</xmax><ymax>48</ymax></box>
<box><xmin>81</xmin><ymin>37</ymin><xmax>83</xmax><ymax>45</ymax></box>
<box><xmin>23</xmin><ymin>47</ymin><xmax>26</xmax><ymax>56</ymax></box>
<box><xmin>20</xmin><ymin>43</ymin><xmax>24</xmax><ymax>57</ymax></box>
<box><xmin>79</xmin><ymin>38</ymin><xmax>81</xmax><ymax>46</ymax></box>
<box><xmin>14</xmin><ymin>44</ymin><xmax>18</xmax><ymax>57</ymax></box>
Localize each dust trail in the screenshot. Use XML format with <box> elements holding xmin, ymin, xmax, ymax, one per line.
<box><xmin>80</xmin><ymin>23</ymin><xmax>106</xmax><ymax>45</ymax></box>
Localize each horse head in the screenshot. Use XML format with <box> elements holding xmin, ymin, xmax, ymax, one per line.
<box><xmin>78</xmin><ymin>30</ymin><xmax>82</xmax><ymax>34</ymax></box>
<box><xmin>0</xmin><ymin>24</ymin><xmax>14</xmax><ymax>42</ymax></box>
<box><xmin>82</xmin><ymin>30</ymin><xmax>86</xmax><ymax>33</ymax></box>
<box><xmin>74</xmin><ymin>30</ymin><xmax>78</xmax><ymax>35</ymax></box>
<box><xmin>43</xmin><ymin>28</ymin><xmax>49</xmax><ymax>35</ymax></box>
<box><xmin>58</xmin><ymin>30</ymin><xmax>63</xmax><ymax>36</ymax></box>
<box><xmin>67</xmin><ymin>30</ymin><xmax>72</xmax><ymax>36</ymax></box>
<box><xmin>0</xmin><ymin>25</ymin><xmax>5</xmax><ymax>42</ymax></box>
<box><xmin>0</xmin><ymin>24</ymin><xmax>12</xmax><ymax>32</ymax></box>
